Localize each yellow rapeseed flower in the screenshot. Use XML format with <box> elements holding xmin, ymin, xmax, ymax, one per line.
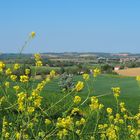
<box><xmin>13</xmin><ymin>86</ymin><xmax>20</xmax><ymax>92</ymax></box>
<box><xmin>20</xmin><ymin>75</ymin><xmax>29</xmax><ymax>83</ymax></box>
<box><xmin>91</xmin><ymin>96</ymin><xmax>98</xmax><ymax>103</ymax></box>
<box><xmin>56</xmin><ymin>116</ymin><xmax>73</xmax><ymax>129</ymax></box>
<box><xmin>25</xmin><ymin>69</ymin><xmax>30</xmax><ymax>75</ymax></box>
<box><xmin>57</xmin><ymin>129</ymin><xmax>68</xmax><ymax>139</ymax></box>
<box><xmin>89</xmin><ymin>102</ymin><xmax>99</xmax><ymax>110</ymax></box>
<box><xmin>106</xmin><ymin>125</ymin><xmax>117</xmax><ymax>140</ymax></box>
<box><xmin>71</xmin><ymin>108</ymin><xmax>80</xmax><ymax>115</ymax></box>
<box><xmin>30</xmin><ymin>31</ymin><xmax>36</xmax><ymax>38</ymax></box>
<box><xmin>75</xmin><ymin>81</ymin><xmax>84</xmax><ymax>92</ymax></box>
<box><xmin>5</xmin><ymin>68</ymin><xmax>12</xmax><ymax>75</ymax></box>
<box><xmin>109</xmin><ymin>115</ymin><xmax>114</xmax><ymax>121</ymax></box>
<box><xmin>14</xmin><ymin>63</ymin><xmax>20</xmax><ymax>70</ymax></box>
<box><xmin>89</xmin><ymin>96</ymin><xmax>100</xmax><ymax>111</ymax></box>
<box><xmin>50</xmin><ymin>70</ymin><xmax>56</xmax><ymax>78</ymax></box>
<box><xmin>45</xmin><ymin>119</ymin><xmax>51</xmax><ymax>125</ymax></box>
<box><xmin>100</xmin><ymin>134</ymin><xmax>106</xmax><ymax>139</ymax></box>
<box><xmin>0</xmin><ymin>96</ymin><xmax>5</xmax><ymax>105</ymax></box>
<box><xmin>0</xmin><ymin>61</ymin><xmax>5</xmax><ymax>71</ymax></box>
<box><xmin>5</xmin><ymin>132</ymin><xmax>10</xmax><ymax>138</ymax></box>
<box><xmin>5</xmin><ymin>82</ymin><xmax>10</xmax><ymax>88</ymax></box>
<box><xmin>119</xmin><ymin>119</ymin><xmax>124</xmax><ymax>124</ymax></box>
<box><xmin>76</xmin><ymin>129</ymin><xmax>80</xmax><ymax>135</ymax></box>
<box><xmin>136</xmin><ymin>76</ymin><xmax>140</xmax><ymax>81</ymax></box>
<box><xmin>73</xmin><ymin>96</ymin><xmax>81</xmax><ymax>104</ymax></box>
<box><xmin>34</xmin><ymin>54</ymin><xmax>41</xmax><ymax>61</ymax></box>
<box><xmin>107</xmin><ymin>108</ymin><xmax>113</xmax><ymax>114</ymax></box>
<box><xmin>75</xmin><ymin>121</ymin><xmax>80</xmax><ymax>126</ymax></box>
<box><xmin>93</xmin><ymin>68</ymin><xmax>101</xmax><ymax>77</ymax></box>
<box><xmin>82</xmin><ymin>73</ymin><xmax>89</xmax><ymax>80</ymax></box>
<box><xmin>33</xmin><ymin>96</ymin><xmax>42</xmax><ymax>107</ymax></box>
<box><xmin>10</xmin><ymin>75</ymin><xmax>17</xmax><ymax>81</ymax></box>
<box><xmin>120</xmin><ymin>102</ymin><xmax>125</xmax><ymax>107</ymax></box>
<box><xmin>36</xmin><ymin>61</ymin><xmax>43</xmax><ymax>67</ymax></box>
<box><xmin>27</xmin><ymin>107</ymin><xmax>35</xmax><ymax>114</ymax></box>
<box><xmin>80</xmin><ymin>118</ymin><xmax>86</xmax><ymax>125</ymax></box>
<box><xmin>15</xmin><ymin>132</ymin><xmax>20</xmax><ymax>139</ymax></box>
<box><xmin>76</xmin><ymin>118</ymin><xmax>86</xmax><ymax>126</ymax></box>
<box><xmin>99</xmin><ymin>104</ymin><xmax>104</xmax><ymax>110</ymax></box>
<box><xmin>112</xmin><ymin>87</ymin><xmax>121</xmax><ymax>97</ymax></box>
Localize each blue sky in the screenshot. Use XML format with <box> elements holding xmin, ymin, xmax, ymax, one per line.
<box><xmin>0</xmin><ymin>0</ymin><xmax>140</xmax><ymax>53</ymax></box>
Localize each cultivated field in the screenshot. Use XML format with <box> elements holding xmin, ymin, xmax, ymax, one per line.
<box><xmin>116</xmin><ymin>67</ymin><xmax>140</xmax><ymax>76</ymax></box>
<box><xmin>43</xmin><ymin>75</ymin><xmax>140</xmax><ymax>112</ymax></box>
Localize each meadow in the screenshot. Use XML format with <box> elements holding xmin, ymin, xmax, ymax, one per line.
<box><xmin>43</xmin><ymin>74</ymin><xmax>140</xmax><ymax>113</ymax></box>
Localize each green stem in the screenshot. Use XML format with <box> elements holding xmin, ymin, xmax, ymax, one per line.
<box><xmin>81</xmin><ymin>81</ymin><xmax>91</xmax><ymax>105</ymax></box>
<box><xmin>19</xmin><ymin>37</ymin><xmax>31</xmax><ymax>55</ymax></box>
<box><xmin>93</xmin><ymin>110</ymin><xmax>100</xmax><ymax>138</ymax></box>
<box><xmin>46</xmin><ymin>91</ymin><xmax>74</xmax><ymax>112</ymax></box>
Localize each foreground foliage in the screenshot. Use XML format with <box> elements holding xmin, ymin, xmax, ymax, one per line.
<box><xmin>0</xmin><ymin>57</ymin><xmax>140</xmax><ymax>140</ymax></box>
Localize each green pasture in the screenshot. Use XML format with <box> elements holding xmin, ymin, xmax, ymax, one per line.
<box><xmin>40</xmin><ymin>74</ymin><xmax>140</xmax><ymax>115</ymax></box>
<box><xmin>2</xmin><ymin>74</ymin><xmax>140</xmax><ymax>114</ymax></box>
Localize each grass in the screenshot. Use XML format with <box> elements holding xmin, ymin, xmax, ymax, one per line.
<box><xmin>41</xmin><ymin>74</ymin><xmax>140</xmax><ymax>114</ymax></box>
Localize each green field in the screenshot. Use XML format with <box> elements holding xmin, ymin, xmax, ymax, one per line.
<box><xmin>2</xmin><ymin>74</ymin><xmax>140</xmax><ymax>117</ymax></box>
<box><xmin>41</xmin><ymin>74</ymin><xmax>140</xmax><ymax>115</ymax></box>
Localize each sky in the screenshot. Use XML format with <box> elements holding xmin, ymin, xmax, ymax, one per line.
<box><xmin>0</xmin><ymin>0</ymin><xmax>140</xmax><ymax>53</ymax></box>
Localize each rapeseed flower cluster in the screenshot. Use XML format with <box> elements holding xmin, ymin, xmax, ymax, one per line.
<box><xmin>89</xmin><ymin>96</ymin><xmax>104</xmax><ymax>111</ymax></box>
<box><xmin>93</xmin><ymin>68</ymin><xmax>101</xmax><ymax>77</ymax></box>
<box><xmin>120</xmin><ymin>102</ymin><xmax>126</xmax><ymax>113</ymax></box>
<box><xmin>112</xmin><ymin>87</ymin><xmax>121</xmax><ymax>98</ymax></box>
<box><xmin>14</xmin><ymin>63</ymin><xmax>20</xmax><ymax>70</ymax></box>
<box><xmin>136</xmin><ymin>76</ymin><xmax>140</xmax><ymax>81</ymax></box>
<box><xmin>97</xmin><ymin>99</ymin><xmax>140</xmax><ymax>140</ymax></box>
<box><xmin>71</xmin><ymin>107</ymin><xmax>81</xmax><ymax>115</ymax></box>
<box><xmin>56</xmin><ymin>116</ymin><xmax>73</xmax><ymax>129</ymax></box>
<box><xmin>107</xmin><ymin>107</ymin><xmax>112</xmax><ymax>114</ymax></box>
<box><xmin>82</xmin><ymin>73</ymin><xmax>89</xmax><ymax>80</ymax></box>
<box><xmin>75</xmin><ymin>118</ymin><xmax>86</xmax><ymax>126</ymax></box>
<box><xmin>20</xmin><ymin>75</ymin><xmax>29</xmax><ymax>82</ymax></box>
<box><xmin>2</xmin><ymin>117</ymin><xmax>10</xmax><ymax>139</ymax></box>
<box><xmin>10</xmin><ymin>74</ymin><xmax>17</xmax><ymax>81</ymax></box>
<box><xmin>75</xmin><ymin>81</ymin><xmax>84</xmax><ymax>92</ymax></box>
<box><xmin>25</xmin><ymin>68</ymin><xmax>30</xmax><ymax>75</ymax></box>
<box><xmin>57</xmin><ymin>129</ymin><xmax>68</xmax><ymax>139</ymax></box>
<box><xmin>73</xmin><ymin>96</ymin><xmax>81</xmax><ymax>104</ymax></box>
<box><xmin>5</xmin><ymin>68</ymin><xmax>12</xmax><ymax>75</ymax></box>
<box><xmin>17</xmin><ymin>92</ymin><xmax>27</xmax><ymax>111</ymax></box>
<box><xmin>50</xmin><ymin>70</ymin><xmax>56</xmax><ymax>78</ymax></box>
<box><xmin>45</xmin><ymin>118</ymin><xmax>51</xmax><ymax>125</ymax></box>
<box><xmin>0</xmin><ymin>61</ymin><xmax>5</xmax><ymax>71</ymax></box>
<box><xmin>34</xmin><ymin>54</ymin><xmax>43</xmax><ymax>67</ymax></box>
<box><xmin>5</xmin><ymin>82</ymin><xmax>10</xmax><ymax>88</ymax></box>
